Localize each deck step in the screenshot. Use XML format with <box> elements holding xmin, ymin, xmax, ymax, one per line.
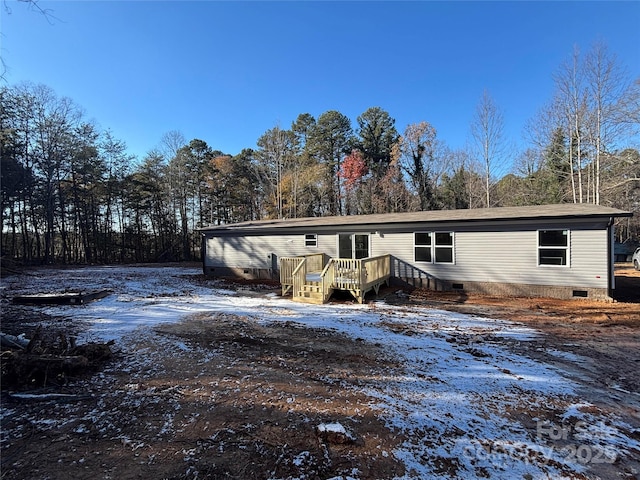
<box><xmin>300</xmin><ymin>285</ymin><xmax>321</xmax><ymax>293</ymax></box>
<box><xmin>293</xmin><ymin>291</ymin><xmax>324</xmax><ymax>304</ymax></box>
<box><xmin>297</xmin><ymin>290</ymin><xmax>322</xmax><ymax>298</ymax></box>
<box><xmin>292</xmin><ymin>283</ymin><xmax>329</xmax><ymax>304</ymax></box>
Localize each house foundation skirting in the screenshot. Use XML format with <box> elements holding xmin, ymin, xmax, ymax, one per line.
<box><xmin>392</xmin><ymin>276</ymin><xmax>611</xmax><ymax>301</ymax></box>
<box><xmin>204</xmin><ymin>266</ymin><xmax>611</xmax><ymax>301</ymax></box>
<box><xmin>204</xmin><ymin>266</ymin><xmax>277</xmax><ymax>281</ymax></box>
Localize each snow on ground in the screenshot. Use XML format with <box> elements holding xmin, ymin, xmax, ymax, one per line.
<box><xmin>2</xmin><ymin>265</ymin><xmax>638</xmax><ymax>479</ymax></box>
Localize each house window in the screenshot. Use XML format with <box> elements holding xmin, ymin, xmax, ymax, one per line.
<box><xmin>434</xmin><ymin>232</ymin><xmax>454</xmax><ymax>263</ymax></box>
<box><xmin>414</xmin><ymin>232</ymin><xmax>432</xmax><ymax>262</ymax></box>
<box><xmin>538</xmin><ymin>230</ymin><xmax>569</xmax><ymax>266</ymax></box>
<box><xmin>304</xmin><ymin>234</ymin><xmax>318</xmax><ymax>248</ymax></box>
<box><xmin>414</xmin><ymin>232</ymin><xmax>454</xmax><ymax>264</ymax></box>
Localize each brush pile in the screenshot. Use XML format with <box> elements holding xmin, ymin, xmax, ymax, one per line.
<box><xmin>1</xmin><ymin>328</ymin><xmax>114</xmax><ymax>388</ymax></box>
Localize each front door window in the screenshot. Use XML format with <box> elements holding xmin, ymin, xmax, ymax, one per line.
<box><xmin>338</xmin><ymin>234</ymin><xmax>352</xmax><ymax>258</ymax></box>
<box><xmin>337</xmin><ymin>234</ymin><xmax>369</xmax><ymax>259</ymax></box>
<box><xmin>354</xmin><ymin>234</ymin><xmax>369</xmax><ymax>259</ymax></box>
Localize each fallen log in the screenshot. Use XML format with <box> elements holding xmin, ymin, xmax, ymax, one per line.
<box><xmin>11</xmin><ymin>353</ymin><xmax>90</xmax><ymax>370</ymax></box>
<box><xmin>12</xmin><ymin>290</ymin><xmax>111</xmax><ymax>305</ymax></box>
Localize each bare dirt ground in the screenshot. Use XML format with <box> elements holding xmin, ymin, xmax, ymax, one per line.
<box><xmin>1</xmin><ymin>264</ymin><xmax>639</xmax><ymax>479</ymax></box>
<box><xmin>1</xmin><ymin>301</ymin><xmax>406</xmax><ymax>479</ymax></box>
<box><xmin>392</xmin><ymin>265</ymin><xmax>640</xmax><ymax>473</ymax></box>
<box><xmin>399</xmin><ymin>265</ymin><xmax>640</xmax><ymax>396</ymax></box>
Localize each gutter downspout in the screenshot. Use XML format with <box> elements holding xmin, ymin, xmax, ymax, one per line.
<box><xmin>201</xmin><ymin>233</ymin><xmax>206</xmax><ymax>275</ymax></box>
<box><xmin>607</xmin><ymin>217</ymin><xmax>615</xmax><ymax>299</ymax></box>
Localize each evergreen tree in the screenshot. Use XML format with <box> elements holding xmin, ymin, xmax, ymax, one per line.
<box><xmin>542</xmin><ymin>127</ymin><xmax>571</xmax><ymax>203</ymax></box>
<box><xmin>307</xmin><ymin>111</ymin><xmax>353</xmax><ymax>215</ymax></box>
<box><xmin>439</xmin><ymin>167</ymin><xmax>470</xmax><ymax>210</ymax></box>
<box><xmin>356</xmin><ymin>107</ymin><xmax>399</xmax><ymax>178</ymax></box>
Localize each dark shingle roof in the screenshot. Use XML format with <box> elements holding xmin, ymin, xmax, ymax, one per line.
<box><xmin>201</xmin><ymin>204</ymin><xmax>631</xmax><ymax>233</ymax></box>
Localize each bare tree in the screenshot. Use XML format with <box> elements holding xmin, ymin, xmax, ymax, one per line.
<box><xmin>616</xmin><ymin>78</ymin><xmax>640</xmax><ymax>127</ymax></box>
<box><xmin>395</xmin><ymin>121</ymin><xmax>447</xmax><ymax>210</ymax></box>
<box><xmin>548</xmin><ymin>43</ymin><xmax>639</xmax><ymax>205</ymax></box>
<box><xmin>553</xmin><ymin>46</ymin><xmax>589</xmax><ymax>203</ymax></box>
<box><xmin>470</xmin><ymin>90</ymin><xmax>506</xmax><ymax>207</ymax></box>
<box><xmin>255</xmin><ymin>125</ymin><xmax>297</xmax><ymax>219</ymax></box>
<box><xmin>3</xmin><ymin>0</ymin><xmax>55</xmax><ymax>17</ymax></box>
<box><xmin>160</xmin><ymin>130</ymin><xmax>186</xmax><ymax>160</ymax></box>
<box><xmin>584</xmin><ymin>41</ymin><xmax>635</xmax><ymax>204</ymax></box>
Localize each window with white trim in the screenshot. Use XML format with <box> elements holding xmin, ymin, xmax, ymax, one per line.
<box><xmin>414</xmin><ymin>232</ymin><xmax>454</xmax><ymax>264</ymax></box>
<box><xmin>304</xmin><ymin>234</ymin><xmax>318</xmax><ymax>247</ymax></box>
<box><xmin>434</xmin><ymin>232</ymin><xmax>454</xmax><ymax>263</ymax></box>
<box><xmin>538</xmin><ymin>229</ymin><xmax>569</xmax><ymax>266</ymax></box>
<box><xmin>414</xmin><ymin>232</ymin><xmax>432</xmax><ymax>262</ymax></box>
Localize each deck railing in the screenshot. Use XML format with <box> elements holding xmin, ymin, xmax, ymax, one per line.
<box><xmin>361</xmin><ymin>254</ymin><xmax>391</xmax><ymax>292</ymax></box>
<box><xmin>291</xmin><ymin>257</ymin><xmax>307</xmax><ymax>300</ymax></box>
<box><xmin>305</xmin><ymin>253</ymin><xmax>328</xmax><ymax>272</ymax></box>
<box><xmin>331</xmin><ymin>258</ymin><xmax>362</xmax><ymax>290</ymax></box>
<box><xmin>280</xmin><ymin>257</ymin><xmax>304</xmax><ymax>295</ymax></box>
<box><xmin>320</xmin><ymin>259</ymin><xmax>336</xmax><ymax>303</ymax></box>
<box><xmin>280</xmin><ymin>253</ymin><xmax>391</xmax><ymax>303</ymax></box>
<box><xmin>280</xmin><ymin>253</ymin><xmax>328</xmax><ymax>296</ymax></box>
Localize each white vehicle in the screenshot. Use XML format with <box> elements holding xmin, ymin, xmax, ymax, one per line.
<box><xmin>633</xmin><ymin>247</ymin><xmax>640</xmax><ymax>270</ymax></box>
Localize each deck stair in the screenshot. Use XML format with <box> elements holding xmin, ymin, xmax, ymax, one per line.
<box><xmin>280</xmin><ymin>253</ymin><xmax>391</xmax><ymax>304</ymax></box>
<box><xmin>295</xmin><ymin>280</ymin><xmax>326</xmax><ymax>304</ymax></box>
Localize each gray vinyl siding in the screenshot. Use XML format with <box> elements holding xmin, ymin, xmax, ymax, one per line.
<box><xmin>373</xmin><ymin>233</ymin><xmax>413</xmax><ymax>260</ymax></box>
<box><xmin>205</xmin><ymin>233</ymin><xmax>338</xmax><ymax>269</ymax></box>
<box><xmin>205</xmin><ymin>224</ymin><xmax>610</xmax><ymax>289</ymax></box>
<box><xmin>569</xmin><ymin>229</ymin><xmax>609</xmax><ymax>288</ymax></box>
<box><xmin>455</xmin><ymin>229</ymin><xmax>607</xmax><ymax>288</ymax></box>
<box><xmin>374</xmin><ymin>228</ymin><xmax>608</xmax><ymax>289</ymax></box>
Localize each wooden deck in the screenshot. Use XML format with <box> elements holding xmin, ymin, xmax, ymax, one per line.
<box><xmin>280</xmin><ymin>253</ymin><xmax>391</xmax><ymax>304</ymax></box>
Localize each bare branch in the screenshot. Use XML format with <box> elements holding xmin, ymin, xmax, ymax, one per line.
<box><xmin>601</xmin><ymin>177</ymin><xmax>640</xmax><ymax>191</ymax></box>
<box><xmin>7</xmin><ymin>0</ymin><xmax>58</xmax><ymax>24</ymax></box>
<box><xmin>1</xmin><ymin>0</ymin><xmax>60</xmax><ymax>81</ymax></box>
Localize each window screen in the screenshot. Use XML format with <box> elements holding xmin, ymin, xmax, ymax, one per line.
<box><xmin>538</xmin><ymin>230</ymin><xmax>569</xmax><ymax>266</ymax></box>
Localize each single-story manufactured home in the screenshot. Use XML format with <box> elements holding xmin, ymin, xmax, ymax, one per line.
<box><xmin>200</xmin><ymin>204</ymin><xmax>632</xmax><ymax>303</ymax></box>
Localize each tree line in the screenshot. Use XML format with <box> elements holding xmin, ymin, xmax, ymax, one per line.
<box><xmin>1</xmin><ymin>42</ymin><xmax>639</xmax><ymax>265</ymax></box>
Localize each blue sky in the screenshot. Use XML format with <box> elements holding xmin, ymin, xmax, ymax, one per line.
<box><xmin>2</xmin><ymin>1</ymin><xmax>639</xmax><ymax>168</ymax></box>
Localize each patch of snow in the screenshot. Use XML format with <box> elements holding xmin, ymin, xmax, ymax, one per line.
<box><xmin>292</xmin><ymin>450</ymin><xmax>311</xmax><ymax>467</ymax></box>
<box><xmin>547</xmin><ymin>349</ymin><xmax>584</xmax><ymax>363</ymax></box>
<box><xmin>317</xmin><ymin>422</ymin><xmax>348</xmax><ymax>434</ymax></box>
<box><xmin>3</xmin><ymin>265</ymin><xmax>637</xmax><ymax>479</ymax></box>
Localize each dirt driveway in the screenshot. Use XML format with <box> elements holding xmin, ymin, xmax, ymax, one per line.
<box><xmin>1</xmin><ymin>265</ymin><xmax>639</xmax><ymax>479</ymax></box>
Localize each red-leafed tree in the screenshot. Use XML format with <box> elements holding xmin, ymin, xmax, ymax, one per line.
<box><xmin>339</xmin><ymin>150</ymin><xmax>368</xmax><ymax>215</ymax></box>
<box><xmin>340</xmin><ymin>149</ymin><xmax>368</xmax><ymax>191</ymax></box>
